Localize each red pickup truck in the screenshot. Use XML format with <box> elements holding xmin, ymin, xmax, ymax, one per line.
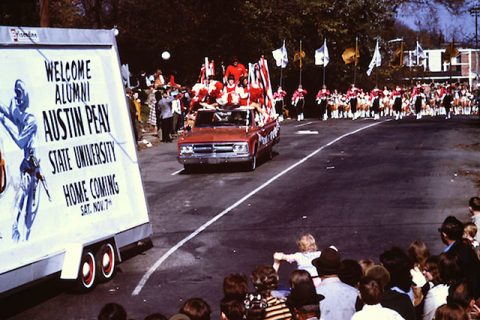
<box><xmin>177</xmin><ymin>107</ymin><xmax>280</xmax><ymax>171</ymax></box>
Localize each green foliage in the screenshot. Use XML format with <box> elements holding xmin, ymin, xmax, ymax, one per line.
<box><xmin>0</xmin><ymin>0</ymin><xmax>469</xmax><ymax>92</ymax></box>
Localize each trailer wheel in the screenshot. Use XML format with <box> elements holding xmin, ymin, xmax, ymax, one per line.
<box><xmin>76</xmin><ymin>251</ymin><xmax>96</xmax><ymax>291</ymax></box>
<box><xmin>96</xmin><ymin>243</ymin><xmax>116</xmax><ymax>282</ymax></box>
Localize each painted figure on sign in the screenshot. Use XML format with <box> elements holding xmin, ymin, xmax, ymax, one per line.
<box><xmin>0</xmin><ymin>79</ymin><xmax>50</xmax><ymax>241</ymax></box>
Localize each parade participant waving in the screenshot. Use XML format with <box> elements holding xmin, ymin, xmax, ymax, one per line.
<box><xmin>316</xmin><ymin>84</ymin><xmax>330</xmax><ymax>121</ymax></box>
<box><xmin>292</xmin><ymin>84</ymin><xmax>307</xmax><ymax>121</ymax></box>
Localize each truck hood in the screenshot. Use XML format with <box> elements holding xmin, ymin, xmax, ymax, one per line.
<box><xmin>179</xmin><ymin>127</ymin><xmax>250</xmax><ymax>143</ymax></box>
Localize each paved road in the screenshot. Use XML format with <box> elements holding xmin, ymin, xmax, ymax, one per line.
<box><xmin>3</xmin><ymin>116</ymin><xmax>480</xmax><ymax>319</ymax></box>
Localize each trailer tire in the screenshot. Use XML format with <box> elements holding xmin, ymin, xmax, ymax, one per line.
<box><xmin>96</xmin><ymin>243</ymin><xmax>116</xmax><ymax>282</ymax></box>
<box><xmin>76</xmin><ymin>251</ymin><xmax>96</xmax><ymax>291</ymax></box>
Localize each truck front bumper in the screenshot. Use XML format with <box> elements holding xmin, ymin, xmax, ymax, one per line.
<box><xmin>178</xmin><ymin>153</ymin><xmax>252</xmax><ymax>165</ymax></box>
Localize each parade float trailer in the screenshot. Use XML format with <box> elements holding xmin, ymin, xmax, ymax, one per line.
<box><xmin>178</xmin><ymin>107</ymin><xmax>280</xmax><ymax>171</ymax></box>
<box><xmin>0</xmin><ymin>26</ymin><xmax>151</xmax><ymax>294</ymax></box>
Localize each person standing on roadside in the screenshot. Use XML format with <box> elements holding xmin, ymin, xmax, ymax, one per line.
<box><xmin>157</xmin><ymin>88</ymin><xmax>174</xmax><ymax>143</ymax></box>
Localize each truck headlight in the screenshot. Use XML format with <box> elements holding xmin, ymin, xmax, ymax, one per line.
<box><xmin>180</xmin><ymin>145</ymin><xmax>194</xmax><ymax>155</ymax></box>
<box><xmin>232</xmin><ymin>142</ymin><xmax>248</xmax><ymax>154</ymax></box>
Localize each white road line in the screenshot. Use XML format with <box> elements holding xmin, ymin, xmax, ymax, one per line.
<box><xmin>131</xmin><ymin>120</ymin><xmax>389</xmax><ymax>296</ymax></box>
<box><xmin>294</xmin><ymin>121</ymin><xmax>314</xmax><ymax>127</ymax></box>
<box><xmin>171</xmin><ymin>169</ymin><xmax>184</xmax><ymax>176</ymax></box>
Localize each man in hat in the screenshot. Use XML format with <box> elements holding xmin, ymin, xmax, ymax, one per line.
<box><xmin>288</xmin><ymin>282</ymin><xmax>324</xmax><ymax>320</ymax></box>
<box><xmin>312</xmin><ymin>247</ymin><xmax>357</xmax><ymax>320</ymax></box>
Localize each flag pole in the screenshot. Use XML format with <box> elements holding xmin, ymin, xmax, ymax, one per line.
<box><xmin>354</xmin><ymin>37</ymin><xmax>358</xmax><ymax>85</ymax></box>
<box><xmin>323</xmin><ymin>38</ymin><xmax>327</xmax><ymax>86</ymax></box>
<box><xmin>280</xmin><ymin>66</ymin><xmax>283</xmax><ymax>88</ymax></box>
<box><xmin>449</xmin><ymin>40</ymin><xmax>453</xmax><ymax>83</ymax></box>
<box><xmin>416</xmin><ymin>38</ymin><xmax>419</xmax><ymax>66</ymax></box>
<box><xmin>323</xmin><ymin>64</ymin><xmax>326</xmax><ymax>86</ymax></box>
<box><xmin>280</xmin><ymin>39</ymin><xmax>285</xmax><ymax>88</ymax></box>
<box><xmin>299</xmin><ymin>40</ymin><xmax>303</xmax><ymax>86</ymax></box>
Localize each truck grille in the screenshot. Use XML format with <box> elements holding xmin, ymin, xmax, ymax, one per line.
<box><xmin>193</xmin><ymin>144</ymin><xmax>234</xmax><ymax>154</ymax></box>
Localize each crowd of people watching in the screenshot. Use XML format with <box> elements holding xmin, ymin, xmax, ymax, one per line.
<box><xmin>97</xmin><ymin>197</ymin><xmax>480</xmax><ymax>320</ymax></box>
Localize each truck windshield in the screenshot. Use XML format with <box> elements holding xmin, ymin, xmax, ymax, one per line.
<box><xmin>195</xmin><ymin>110</ymin><xmax>248</xmax><ymax>127</ymax></box>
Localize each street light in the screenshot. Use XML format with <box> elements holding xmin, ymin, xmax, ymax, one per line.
<box><xmin>470</xmin><ymin>5</ymin><xmax>480</xmax><ymax>48</ymax></box>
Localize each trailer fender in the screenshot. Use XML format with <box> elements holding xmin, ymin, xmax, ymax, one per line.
<box><xmin>60</xmin><ymin>243</ymin><xmax>83</xmax><ymax>280</ymax></box>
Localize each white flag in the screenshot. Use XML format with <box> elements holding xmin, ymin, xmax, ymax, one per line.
<box><xmin>315</xmin><ymin>39</ymin><xmax>329</xmax><ymax>66</ymax></box>
<box><xmin>416</xmin><ymin>41</ymin><xmax>426</xmax><ymax>61</ymax></box>
<box><xmin>272</xmin><ymin>40</ymin><xmax>288</xmax><ymax>68</ymax></box>
<box><xmin>366</xmin><ymin>39</ymin><xmax>381</xmax><ymax>76</ymax></box>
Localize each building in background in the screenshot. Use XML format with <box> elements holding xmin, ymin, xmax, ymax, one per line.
<box><xmin>405</xmin><ymin>48</ymin><xmax>480</xmax><ymax>87</ymax></box>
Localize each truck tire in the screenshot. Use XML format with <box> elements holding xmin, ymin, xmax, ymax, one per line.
<box><xmin>96</xmin><ymin>243</ymin><xmax>116</xmax><ymax>282</ymax></box>
<box><xmin>184</xmin><ymin>164</ymin><xmax>196</xmax><ymax>173</ymax></box>
<box><xmin>76</xmin><ymin>251</ymin><xmax>96</xmax><ymax>291</ymax></box>
<box><xmin>248</xmin><ymin>147</ymin><xmax>257</xmax><ymax>171</ymax></box>
<box><xmin>266</xmin><ymin>147</ymin><xmax>273</xmax><ymax>161</ymax></box>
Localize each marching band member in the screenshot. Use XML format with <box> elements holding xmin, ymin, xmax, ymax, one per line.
<box><xmin>316</xmin><ymin>84</ymin><xmax>330</xmax><ymax>121</ymax></box>
<box><xmin>346</xmin><ymin>84</ymin><xmax>360</xmax><ymax>120</ymax></box>
<box><xmin>292</xmin><ymin>85</ymin><xmax>307</xmax><ymax>121</ymax></box>
<box><xmin>330</xmin><ymin>89</ymin><xmax>341</xmax><ymax>119</ymax></box>
<box><xmin>390</xmin><ymin>85</ymin><xmax>403</xmax><ymax>120</ymax></box>
<box><xmin>382</xmin><ymin>86</ymin><xmax>391</xmax><ymax>117</ymax></box>
<box><xmin>273</xmin><ymin>86</ymin><xmax>287</xmax><ymax>121</ymax></box>
<box><xmin>358</xmin><ymin>90</ymin><xmax>367</xmax><ymax>118</ymax></box>
<box><xmin>411</xmin><ymin>83</ymin><xmax>425</xmax><ymax>120</ymax></box>
<box><xmin>435</xmin><ymin>83</ymin><xmax>446</xmax><ymax>116</ymax></box>
<box><xmin>460</xmin><ymin>84</ymin><xmax>473</xmax><ymax>115</ymax></box>
<box><xmin>425</xmin><ymin>83</ymin><xmax>436</xmax><ymax>116</ymax></box>
<box><xmin>369</xmin><ymin>86</ymin><xmax>383</xmax><ymax>120</ymax></box>
<box><xmin>443</xmin><ymin>84</ymin><xmax>454</xmax><ymax>119</ymax></box>
<box><xmin>453</xmin><ymin>83</ymin><xmax>461</xmax><ymax>114</ymax></box>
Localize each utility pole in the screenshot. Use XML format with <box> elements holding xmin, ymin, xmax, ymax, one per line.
<box><xmin>470</xmin><ymin>5</ymin><xmax>480</xmax><ymax>49</ymax></box>
<box><xmin>39</xmin><ymin>0</ymin><xmax>49</xmax><ymax>27</ymax></box>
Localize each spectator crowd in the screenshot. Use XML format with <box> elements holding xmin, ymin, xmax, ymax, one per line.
<box><xmin>97</xmin><ymin>197</ymin><xmax>480</xmax><ymax>320</ymax></box>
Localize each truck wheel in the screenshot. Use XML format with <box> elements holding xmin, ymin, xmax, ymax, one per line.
<box><xmin>248</xmin><ymin>149</ymin><xmax>257</xmax><ymax>171</ymax></box>
<box><xmin>96</xmin><ymin>243</ymin><xmax>116</xmax><ymax>282</ymax></box>
<box><xmin>76</xmin><ymin>251</ymin><xmax>96</xmax><ymax>291</ymax></box>
<box><xmin>184</xmin><ymin>164</ymin><xmax>195</xmax><ymax>173</ymax></box>
<box><xmin>266</xmin><ymin>147</ymin><xmax>273</xmax><ymax>161</ymax></box>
